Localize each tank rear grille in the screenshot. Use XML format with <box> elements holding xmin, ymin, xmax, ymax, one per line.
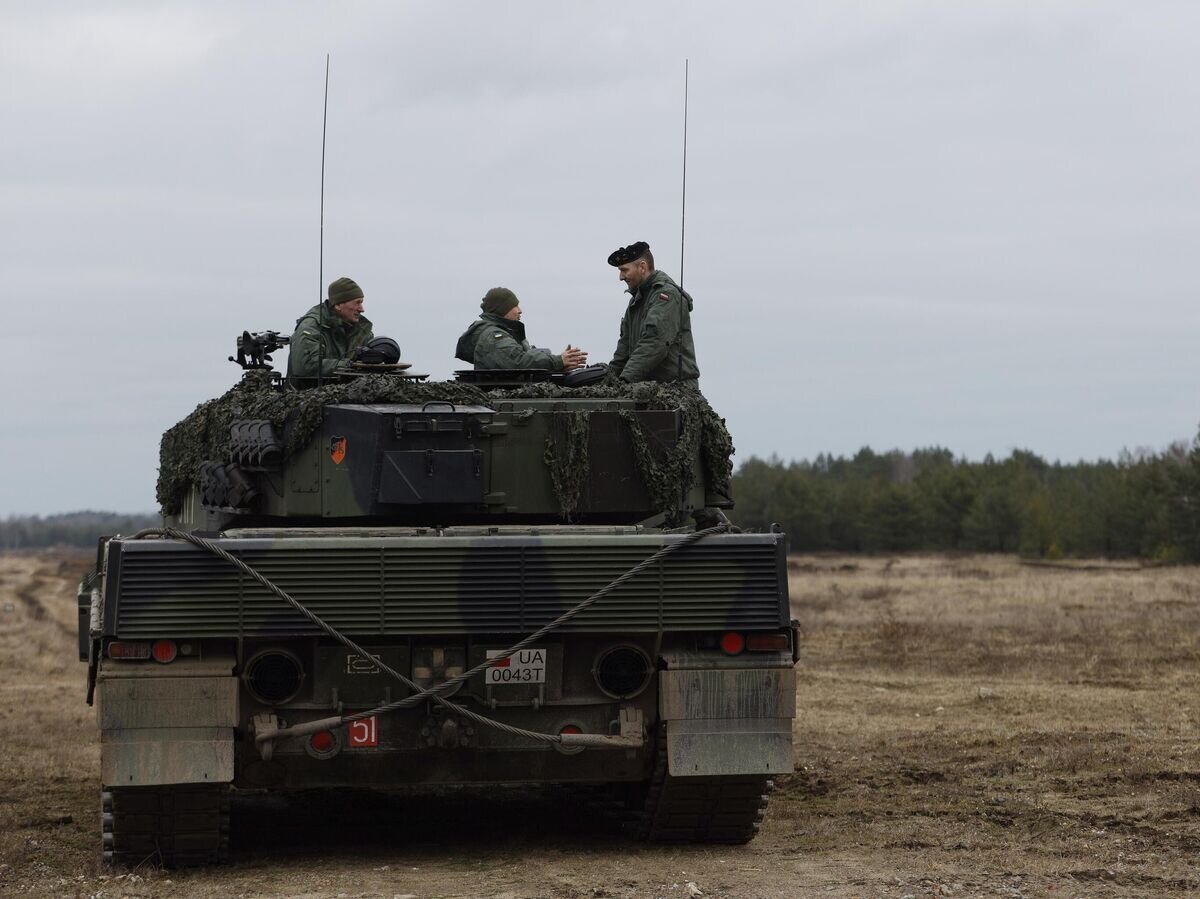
<box><xmin>108</xmin><ymin>535</ymin><xmax>786</xmax><ymax>637</ymax></box>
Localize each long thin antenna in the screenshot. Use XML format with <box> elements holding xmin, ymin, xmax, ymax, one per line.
<box><xmin>679</xmin><ymin>58</ymin><xmax>689</xmax><ymax>289</ymax></box>
<box><xmin>318</xmin><ymin>54</ymin><xmax>329</xmax><ymax>387</ymax></box>
<box><xmin>319</xmin><ymin>53</ymin><xmax>330</xmax><ymax>300</ymax></box>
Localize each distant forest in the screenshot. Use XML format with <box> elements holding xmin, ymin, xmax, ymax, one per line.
<box><xmin>0</xmin><ymin>511</ymin><xmax>159</xmax><ymax>550</ymax></box>
<box><xmin>729</xmin><ymin>443</ymin><xmax>1200</xmax><ymax>561</ymax></box>
<box><xmin>6</xmin><ymin>442</ymin><xmax>1200</xmax><ymax>561</ymax></box>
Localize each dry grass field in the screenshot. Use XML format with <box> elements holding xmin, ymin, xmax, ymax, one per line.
<box><xmin>1</xmin><ymin>549</ymin><xmax>1199</xmax><ymax>898</ymax></box>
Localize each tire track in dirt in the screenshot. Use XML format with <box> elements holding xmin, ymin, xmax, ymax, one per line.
<box><xmin>15</xmin><ymin>575</ymin><xmax>74</xmax><ymax>638</ymax></box>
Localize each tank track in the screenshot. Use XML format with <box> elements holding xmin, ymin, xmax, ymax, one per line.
<box><xmin>628</xmin><ymin>724</ymin><xmax>773</xmax><ymax>844</ymax></box>
<box><xmin>101</xmin><ymin>785</ymin><xmax>230</xmax><ymax>868</ymax></box>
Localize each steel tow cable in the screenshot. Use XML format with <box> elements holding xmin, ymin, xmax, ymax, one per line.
<box><xmin>128</xmin><ymin>525</ymin><xmax>729</xmax><ymax>749</ymax></box>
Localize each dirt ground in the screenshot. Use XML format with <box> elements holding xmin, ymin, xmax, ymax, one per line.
<box><xmin>2</xmin><ymin>550</ymin><xmax>1199</xmax><ymax>899</ymax></box>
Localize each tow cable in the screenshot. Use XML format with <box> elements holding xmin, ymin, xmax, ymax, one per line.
<box><xmin>127</xmin><ymin>525</ymin><xmax>729</xmax><ymax>757</ymax></box>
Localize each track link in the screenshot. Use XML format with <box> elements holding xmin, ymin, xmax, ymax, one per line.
<box><xmin>101</xmin><ymin>785</ymin><xmax>230</xmax><ymax>868</ymax></box>
<box><xmin>631</xmin><ymin>725</ymin><xmax>773</xmax><ymax>844</ymax></box>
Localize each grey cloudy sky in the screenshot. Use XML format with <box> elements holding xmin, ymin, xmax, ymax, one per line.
<box><xmin>2</xmin><ymin>1</ymin><xmax>1198</xmax><ymax>515</ymax></box>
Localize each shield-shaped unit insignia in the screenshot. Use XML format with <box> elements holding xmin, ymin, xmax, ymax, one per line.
<box><xmin>330</xmin><ymin>436</ymin><xmax>347</xmax><ymax>465</ymax></box>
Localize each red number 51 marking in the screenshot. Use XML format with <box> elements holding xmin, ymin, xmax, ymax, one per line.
<box><xmin>348</xmin><ymin>716</ymin><xmax>378</xmax><ymax>748</ymax></box>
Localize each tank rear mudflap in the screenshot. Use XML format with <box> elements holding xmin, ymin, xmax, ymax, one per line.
<box><xmin>659</xmin><ymin>666</ymin><xmax>796</xmax><ymax>777</ymax></box>
<box><xmin>624</xmin><ymin>663</ymin><xmax>794</xmax><ymax>844</ymax></box>
<box><xmin>97</xmin><ymin>666</ymin><xmax>237</xmax><ymax>787</ymax></box>
<box><xmin>96</xmin><ymin>663</ymin><xmax>237</xmax><ymax>867</ymax></box>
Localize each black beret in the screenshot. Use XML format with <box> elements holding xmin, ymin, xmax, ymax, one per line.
<box><xmin>607</xmin><ymin>241</ymin><xmax>650</xmax><ymax>267</ymax></box>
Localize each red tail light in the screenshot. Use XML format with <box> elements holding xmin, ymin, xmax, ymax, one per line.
<box><xmin>559</xmin><ymin>725</ymin><xmax>582</xmax><ymax>735</ymax></box>
<box><xmin>107</xmin><ymin>641</ymin><xmax>150</xmax><ymax>660</ymax></box>
<box><xmin>310</xmin><ymin>731</ymin><xmax>336</xmax><ymax>753</ymax></box>
<box><xmin>746</xmin><ymin>633</ymin><xmax>790</xmax><ymax>652</ymax></box>
<box><xmin>151</xmin><ymin>640</ymin><xmax>178</xmax><ymax>663</ymax></box>
<box><xmin>720</xmin><ymin>631</ymin><xmax>745</xmax><ymax>655</ymax></box>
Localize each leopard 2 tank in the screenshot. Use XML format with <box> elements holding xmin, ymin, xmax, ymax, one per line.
<box><xmin>78</xmin><ymin>336</ymin><xmax>796</xmax><ymax>866</ymax></box>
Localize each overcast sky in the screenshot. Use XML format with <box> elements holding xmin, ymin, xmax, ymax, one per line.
<box><xmin>2</xmin><ymin>1</ymin><xmax>1198</xmax><ymax>515</ymax></box>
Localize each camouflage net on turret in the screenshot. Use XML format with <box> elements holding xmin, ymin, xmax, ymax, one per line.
<box><xmin>542</xmin><ymin>409</ymin><xmax>592</xmax><ymax>519</ymax></box>
<box><xmin>157</xmin><ymin>374</ymin><xmax>734</xmax><ymax>518</ymax></box>
<box><xmin>504</xmin><ymin>382</ymin><xmax>733</xmax><ymax>519</ymax></box>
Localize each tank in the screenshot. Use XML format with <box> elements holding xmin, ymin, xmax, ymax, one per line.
<box><xmin>78</xmin><ymin>331</ymin><xmax>797</xmax><ymax>866</ymax></box>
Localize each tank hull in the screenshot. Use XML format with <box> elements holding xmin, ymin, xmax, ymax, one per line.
<box><xmin>85</xmin><ymin>528</ymin><xmax>795</xmax><ymax>863</ymax></box>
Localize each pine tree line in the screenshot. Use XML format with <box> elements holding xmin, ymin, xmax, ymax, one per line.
<box><xmin>729</xmin><ymin>444</ymin><xmax>1200</xmax><ymax>560</ymax></box>
<box><xmin>0</xmin><ymin>512</ymin><xmax>160</xmax><ymax>550</ymax></box>
<box><xmin>9</xmin><ymin>444</ymin><xmax>1200</xmax><ymax>560</ymax></box>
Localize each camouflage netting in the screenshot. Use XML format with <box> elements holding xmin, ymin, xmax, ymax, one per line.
<box><xmin>518</xmin><ymin>381</ymin><xmax>733</xmax><ymax>519</ymax></box>
<box><xmin>542</xmin><ymin>408</ymin><xmax>592</xmax><ymax>518</ymax></box>
<box><xmin>157</xmin><ymin>374</ymin><xmax>734</xmax><ymax>518</ymax></box>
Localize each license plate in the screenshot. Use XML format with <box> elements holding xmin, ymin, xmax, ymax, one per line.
<box><xmin>348</xmin><ymin>716</ymin><xmax>378</xmax><ymax>748</ymax></box>
<box><xmin>485</xmin><ymin>648</ymin><xmax>547</xmax><ymax>685</ymax></box>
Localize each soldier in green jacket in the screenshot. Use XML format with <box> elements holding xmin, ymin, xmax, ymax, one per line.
<box><xmin>455</xmin><ymin>287</ymin><xmax>588</xmax><ymax>371</ymax></box>
<box><xmin>286</xmin><ymin>276</ymin><xmax>374</xmax><ymax>386</ymax></box>
<box><xmin>606</xmin><ymin>241</ymin><xmax>699</xmax><ymax>385</ymax></box>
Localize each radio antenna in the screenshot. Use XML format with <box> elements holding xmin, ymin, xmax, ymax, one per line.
<box><xmin>319</xmin><ymin>53</ymin><xmax>330</xmax><ymax>302</ymax></box>
<box><xmin>318</xmin><ymin>54</ymin><xmax>330</xmax><ymax>387</ymax></box>
<box><xmin>679</xmin><ymin>58</ymin><xmax>689</xmax><ymax>289</ymax></box>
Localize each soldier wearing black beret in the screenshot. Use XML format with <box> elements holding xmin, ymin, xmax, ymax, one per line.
<box><xmin>606</xmin><ymin>242</ymin><xmax>699</xmax><ymax>385</ymax></box>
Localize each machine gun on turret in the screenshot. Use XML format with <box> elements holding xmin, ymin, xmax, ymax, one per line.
<box><xmin>229</xmin><ymin>330</ymin><xmax>290</xmax><ymax>371</ymax></box>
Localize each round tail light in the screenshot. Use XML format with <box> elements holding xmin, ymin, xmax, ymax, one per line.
<box><xmin>720</xmin><ymin>631</ymin><xmax>745</xmax><ymax>655</ymax></box>
<box><xmin>554</xmin><ymin>720</ymin><xmax>586</xmax><ymax>755</ymax></box>
<box><xmin>305</xmin><ymin>728</ymin><xmax>341</xmax><ymax>760</ymax></box>
<box><xmin>151</xmin><ymin>640</ymin><xmax>178</xmax><ymax>664</ymax></box>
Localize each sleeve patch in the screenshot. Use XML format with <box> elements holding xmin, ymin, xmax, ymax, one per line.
<box><xmin>658</xmin><ymin>293</ymin><xmax>670</xmax><ymax>301</ymax></box>
<box><xmin>494</xmin><ymin>332</ymin><xmax>504</xmax><ymax>338</ymax></box>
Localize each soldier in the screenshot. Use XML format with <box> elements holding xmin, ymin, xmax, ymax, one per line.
<box><xmin>286</xmin><ymin>277</ymin><xmax>374</xmax><ymax>385</ymax></box>
<box><xmin>456</xmin><ymin>287</ymin><xmax>588</xmax><ymax>371</ymax></box>
<box><xmin>607</xmin><ymin>241</ymin><xmax>699</xmax><ymax>385</ymax></box>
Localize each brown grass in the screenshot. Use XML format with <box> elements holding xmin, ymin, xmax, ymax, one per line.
<box><xmin>785</xmin><ymin>553</ymin><xmax>1200</xmax><ymax>895</ymax></box>
<box><xmin>2</xmin><ymin>551</ymin><xmax>1200</xmax><ymax>897</ymax></box>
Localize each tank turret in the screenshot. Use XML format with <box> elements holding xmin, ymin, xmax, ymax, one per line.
<box><xmin>161</xmin><ymin>335</ymin><xmax>731</xmax><ymax>532</ymax></box>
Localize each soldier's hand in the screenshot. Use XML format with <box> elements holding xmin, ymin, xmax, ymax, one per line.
<box><xmin>561</xmin><ymin>345</ymin><xmax>588</xmax><ymax>370</ymax></box>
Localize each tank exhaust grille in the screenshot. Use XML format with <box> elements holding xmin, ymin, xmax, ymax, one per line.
<box><xmin>108</xmin><ymin>535</ymin><xmax>787</xmax><ymax>638</ymax></box>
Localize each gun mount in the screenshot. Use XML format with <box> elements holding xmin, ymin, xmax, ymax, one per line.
<box><xmin>229</xmin><ymin>330</ymin><xmax>290</xmax><ymax>371</ymax></box>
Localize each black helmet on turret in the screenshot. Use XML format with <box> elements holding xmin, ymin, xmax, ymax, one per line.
<box><xmin>356</xmin><ymin>337</ymin><xmax>401</xmax><ymax>365</ymax></box>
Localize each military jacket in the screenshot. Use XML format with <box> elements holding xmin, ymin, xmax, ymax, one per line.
<box><xmin>286</xmin><ymin>302</ymin><xmax>374</xmax><ymax>383</ymax></box>
<box><xmin>609</xmin><ymin>270</ymin><xmax>699</xmax><ymax>383</ymax></box>
<box><xmin>455</xmin><ymin>314</ymin><xmax>563</xmax><ymax>371</ymax></box>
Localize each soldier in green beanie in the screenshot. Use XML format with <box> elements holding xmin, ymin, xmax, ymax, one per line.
<box><xmin>455</xmin><ymin>287</ymin><xmax>588</xmax><ymax>371</ymax></box>
<box><xmin>286</xmin><ymin>276</ymin><xmax>375</xmax><ymax>386</ymax></box>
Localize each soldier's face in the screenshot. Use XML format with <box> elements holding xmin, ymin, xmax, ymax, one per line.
<box><xmin>618</xmin><ymin>261</ymin><xmax>649</xmax><ymax>292</ymax></box>
<box><xmin>333</xmin><ymin>297</ymin><xmax>364</xmax><ymax>324</ymax></box>
<box><xmin>503</xmin><ymin>303</ymin><xmax>522</xmax><ymax>321</ymax></box>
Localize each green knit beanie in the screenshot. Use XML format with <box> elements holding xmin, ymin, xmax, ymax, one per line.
<box><xmin>328</xmin><ymin>276</ymin><xmax>364</xmax><ymax>306</ymax></box>
<box><xmin>481</xmin><ymin>287</ymin><xmax>519</xmax><ymax>316</ymax></box>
